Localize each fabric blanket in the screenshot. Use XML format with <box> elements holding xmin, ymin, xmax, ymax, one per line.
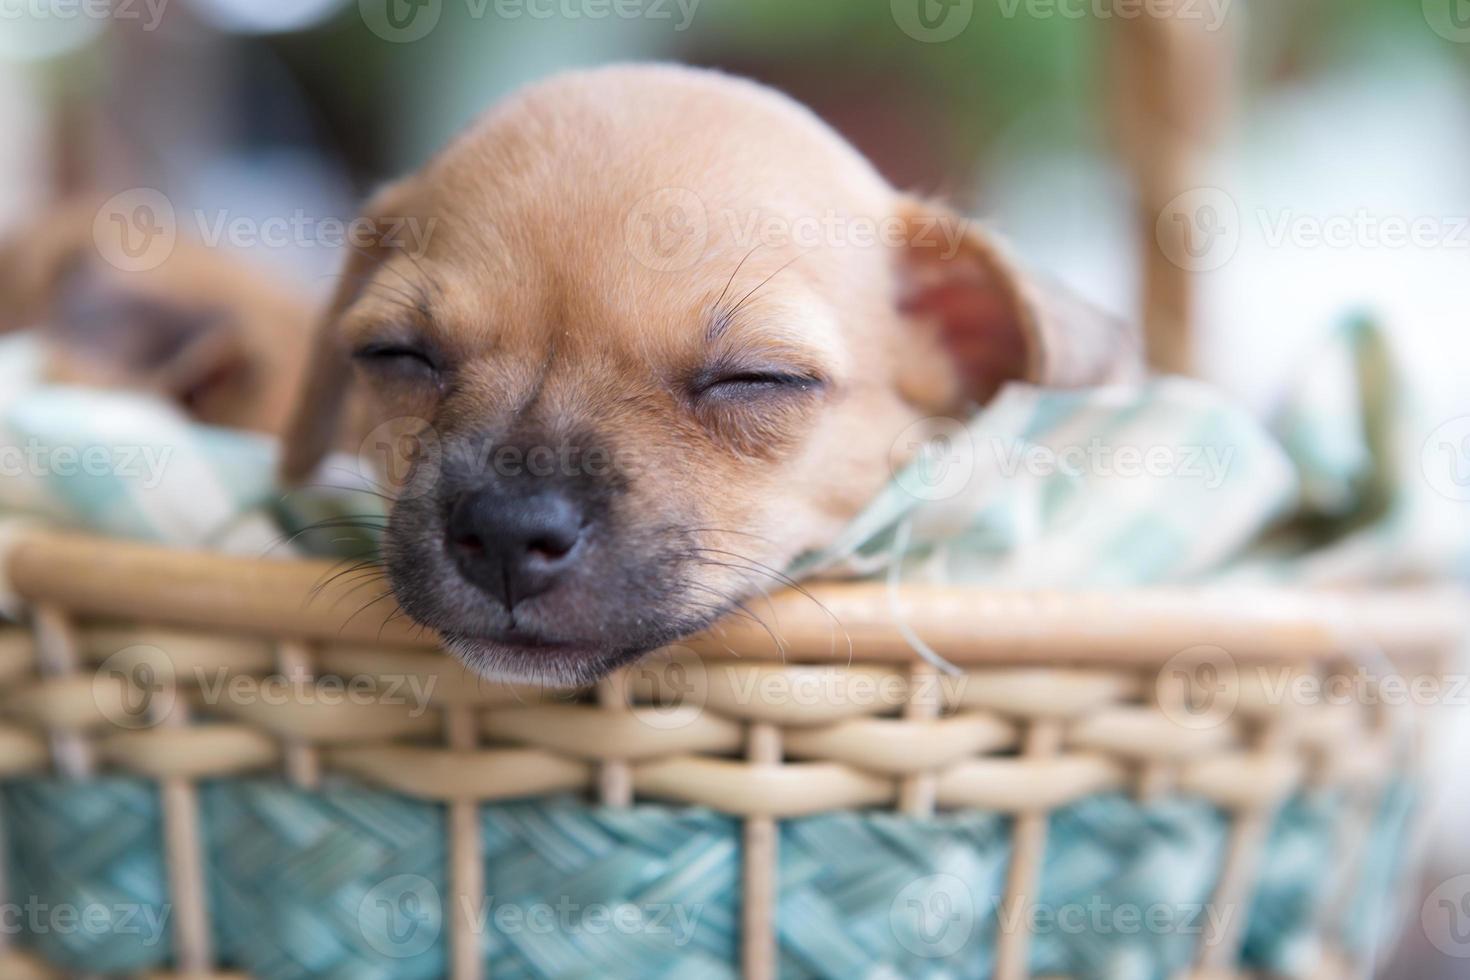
<box><xmin>1</xmin><ymin>317</ymin><xmax>1466</xmax><ymax>607</ymax></box>
<box><xmin>796</xmin><ymin>317</ymin><xmax>1470</xmax><ymax>588</ymax></box>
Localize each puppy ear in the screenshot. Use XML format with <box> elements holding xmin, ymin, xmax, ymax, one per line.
<box><xmin>147</xmin><ymin>311</ymin><xmax>253</xmax><ymax>417</ymax></box>
<box><xmin>279</xmin><ymin>184</ymin><xmax>412</xmax><ymax>484</ymax></box>
<box><xmin>892</xmin><ymin>198</ymin><xmax>1142</xmax><ymax>409</ymax></box>
<box><xmin>49</xmin><ymin>260</ymin><xmax>253</xmax><ymax>409</ymax></box>
<box><xmin>0</xmin><ymin>203</ymin><xmax>97</xmax><ymax>334</ymax></box>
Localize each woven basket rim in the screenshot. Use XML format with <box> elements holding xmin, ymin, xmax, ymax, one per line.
<box><xmin>6</xmin><ymin>529</ymin><xmax>1466</xmax><ymax>664</ymax></box>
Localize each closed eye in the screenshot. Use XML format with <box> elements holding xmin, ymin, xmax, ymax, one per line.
<box><xmin>693</xmin><ymin>370</ymin><xmax>825</xmax><ymax>399</ymax></box>
<box><xmin>352</xmin><ymin>342</ymin><xmax>440</xmax><ymax>380</ymax></box>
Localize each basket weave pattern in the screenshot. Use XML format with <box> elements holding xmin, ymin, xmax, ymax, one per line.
<box><xmin>0</xmin><ymin>777</ymin><xmax>1415</xmax><ymax>978</ymax></box>
<box><xmin>0</xmin><ymin>532</ymin><xmax>1457</xmax><ymax>978</ymax></box>
<box><xmin>0</xmin><ymin>537</ymin><xmax>1458</xmax><ymax>980</ymax></box>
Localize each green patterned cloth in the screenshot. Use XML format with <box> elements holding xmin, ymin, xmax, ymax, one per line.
<box><xmin>0</xmin><ymin>333</ymin><xmax>382</xmax><ymax>561</ymax></box>
<box><xmin>795</xmin><ymin>317</ymin><xmax>1470</xmax><ymax>588</ymax></box>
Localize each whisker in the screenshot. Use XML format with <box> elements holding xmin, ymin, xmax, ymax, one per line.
<box><xmin>341</xmin><ymin>589</ymin><xmax>399</xmax><ymax>634</ymax></box>
<box><xmin>692</xmin><ymin>547</ymin><xmax>852</xmax><ymax>666</ymax></box>
<box><xmin>307</xmin><ymin>555</ymin><xmax>386</xmax><ymax>600</ymax></box>
<box><xmin>322</xmin><ymin>569</ymin><xmax>396</xmax><ymax>610</ymax></box>
<box><xmin>264</xmin><ymin>518</ymin><xmax>389</xmax><ymax>558</ymax></box>
<box><xmin>391</xmin><ymin>247</ymin><xmax>442</xmax><ymax>301</ymax></box>
<box><xmin>346</xmin><ymin>243</ymin><xmax>435</xmax><ymax>311</ymax></box>
<box><xmin>377</xmin><ymin>602</ymin><xmax>411</xmax><ymax>641</ymax></box>
<box><xmin>318</xmin><ymin>271</ymin><xmax>426</xmax><ymax>315</ymax></box>
<box><xmin>707</xmin><ymin>245</ymin><xmax>764</xmax><ymax>331</ymax></box>
<box><xmin>280</xmin><ymin>483</ymin><xmax>396</xmax><ymax>504</ymax></box>
<box><xmin>686</xmin><ymin>562</ymin><xmax>788</xmax><ymax>662</ymax></box>
<box><xmin>726</xmin><ymin>253</ymin><xmax>805</xmax><ymax>321</ymax></box>
<box><xmin>681</xmin><ymin>526</ymin><xmax>775</xmax><ymax>544</ymax></box>
<box><xmin>320</xmin><ymin>464</ymin><xmax>397</xmax><ymax>497</ymax></box>
<box><xmin>682</xmin><ymin>582</ymin><xmax>771</xmax><ymax>655</ymax></box>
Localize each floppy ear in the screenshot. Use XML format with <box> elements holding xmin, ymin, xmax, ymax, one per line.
<box><xmin>0</xmin><ymin>203</ymin><xmax>99</xmax><ymax>334</ymax></box>
<box><xmin>48</xmin><ymin>259</ymin><xmax>254</xmax><ymax>409</ymax></box>
<box><xmin>277</xmin><ymin>257</ymin><xmax>368</xmax><ymax>483</ymax></box>
<box><xmin>279</xmin><ymin>184</ymin><xmax>412</xmax><ymax>484</ymax></box>
<box><xmin>892</xmin><ymin>198</ymin><xmax>1142</xmax><ymax>409</ymax></box>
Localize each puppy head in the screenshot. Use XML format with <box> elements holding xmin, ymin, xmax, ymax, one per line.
<box><xmin>284</xmin><ymin>65</ymin><xmax>1137</xmax><ymax>686</ymax></box>
<box><xmin>0</xmin><ymin>201</ymin><xmax>312</xmax><ymax>434</ymax></box>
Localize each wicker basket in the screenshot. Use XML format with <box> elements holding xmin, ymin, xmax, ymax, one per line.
<box><xmin>0</xmin><ymin>8</ymin><xmax>1462</xmax><ymax>980</ymax></box>
<box><xmin>0</xmin><ymin>529</ymin><xmax>1461</xmax><ymax>978</ymax></box>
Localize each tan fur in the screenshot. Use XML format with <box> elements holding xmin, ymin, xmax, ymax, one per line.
<box><xmin>0</xmin><ymin>200</ymin><xmax>312</xmax><ymax>435</ymax></box>
<box><xmin>283</xmin><ymin>64</ymin><xmax>1138</xmax><ymax>684</ymax></box>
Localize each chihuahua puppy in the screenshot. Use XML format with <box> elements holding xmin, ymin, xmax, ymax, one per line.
<box><xmin>0</xmin><ymin>201</ymin><xmax>312</xmax><ymax>435</ymax></box>
<box><xmin>283</xmin><ymin>64</ymin><xmax>1138</xmax><ymax>685</ymax></box>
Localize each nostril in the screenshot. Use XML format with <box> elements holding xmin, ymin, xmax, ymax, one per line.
<box><xmin>526</xmin><ymin>535</ymin><xmax>573</xmax><ymax>561</ymax></box>
<box><xmin>452</xmin><ymin>532</ymin><xmax>486</xmax><ymax>557</ymax></box>
<box><xmin>445</xmin><ymin>486</ymin><xmax>589</xmax><ymax>606</ymax></box>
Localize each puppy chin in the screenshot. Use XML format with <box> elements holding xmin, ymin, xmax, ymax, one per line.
<box><xmin>439</xmin><ymin>632</ymin><xmax>648</xmax><ymax>689</ymax></box>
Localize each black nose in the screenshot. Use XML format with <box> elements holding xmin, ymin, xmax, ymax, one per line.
<box><xmin>446</xmin><ymin>488</ymin><xmax>586</xmax><ymax>608</ymax></box>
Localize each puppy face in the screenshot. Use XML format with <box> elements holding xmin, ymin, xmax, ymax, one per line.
<box><xmin>284</xmin><ymin>65</ymin><xmax>1136</xmax><ymax>685</ymax></box>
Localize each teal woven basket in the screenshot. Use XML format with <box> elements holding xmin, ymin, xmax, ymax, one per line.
<box><xmin>0</xmin><ymin>530</ymin><xmax>1458</xmax><ymax>979</ymax></box>
<box><xmin>0</xmin><ymin>779</ymin><xmax>1418</xmax><ymax>979</ymax></box>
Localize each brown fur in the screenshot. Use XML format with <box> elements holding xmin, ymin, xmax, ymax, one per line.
<box><xmin>282</xmin><ymin>64</ymin><xmax>1139</xmax><ymax>685</ymax></box>
<box><xmin>0</xmin><ymin>200</ymin><xmax>312</xmax><ymax>435</ymax></box>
